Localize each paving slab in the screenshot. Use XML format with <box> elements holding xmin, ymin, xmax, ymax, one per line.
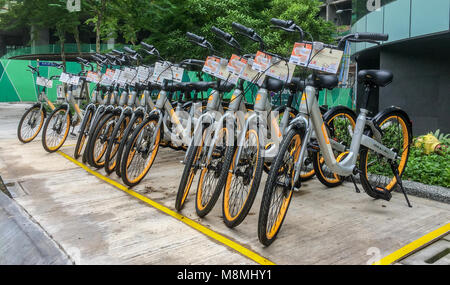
<box><xmin>0</xmin><ymin>190</ymin><xmax>71</xmax><ymax>265</ymax></box>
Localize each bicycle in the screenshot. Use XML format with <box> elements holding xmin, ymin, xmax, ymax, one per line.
<box><xmin>120</xmin><ymin>43</ymin><xmax>228</xmax><ymax>187</ymax></box>
<box><xmin>17</xmin><ymin>64</ymin><xmax>63</xmax><ymax>143</ymax></box>
<box><xmin>175</xmin><ymin>28</ymin><xmax>246</xmax><ymax>212</ymax></box>
<box><xmin>41</xmin><ymin>58</ymin><xmax>91</xmax><ymax>153</ymax></box>
<box><xmin>258</xmin><ymin>18</ymin><xmax>412</xmax><ymax>246</ymax></box>
<box><xmin>215</xmin><ymin>22</ymin><xmax>303</xmax><ymax>228</ymax></box>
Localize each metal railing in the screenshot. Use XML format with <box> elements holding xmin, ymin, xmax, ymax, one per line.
<box><xmin>1</xmin><ymin>43</ymin><xmax>125</xmax><ymax>59</ymax></box>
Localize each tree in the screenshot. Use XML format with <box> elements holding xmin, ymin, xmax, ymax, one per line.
<box><xmin>142</xmin><ymin>0</ymin><xmax>335</xmax><ymax>62</ymax></box>
<box><xmin>84</xmin><ymin>0</ymin><xmax>109</xmax><ymax>53</ymax></box>
<box><xmin>0</xmin><ymin>0</ymin><xmax>83</xmax><ymax>68</ymax></box>
<box><xmin>262</xmin><ymin>0</ymin><xmax>336</xmax><ymax>56</ymax></box>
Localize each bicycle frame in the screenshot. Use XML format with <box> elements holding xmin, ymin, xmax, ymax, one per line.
<box><xmin>292</xmin><ymin>84</ymin><xmax>399</xmax><ymax>183</ymax></box>
<box><xmin>231</xmin><ymin>84</ymin><xmax>295</xmax><ymax>170</ymax></box>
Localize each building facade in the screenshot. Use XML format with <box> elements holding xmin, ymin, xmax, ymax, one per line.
<box><xmin>351</xmin><ymin>0</ymin><xmax>450</xmax><ymax>134</ymax></box>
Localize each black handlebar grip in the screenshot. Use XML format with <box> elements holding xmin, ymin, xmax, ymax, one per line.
<box><xmin>186</xmin><ymin>59</ymin><xmax>205</xmax><ymax>66</ymax></box>
<box><xmin>211</xmin><ymin>26</ymin><xmax>232</xmax><ymax>41</ymax></box>
<box><xmin>123</xmin><ymin>47</ymin><xmax>137</xmax><ymax>54</ymax></box>
<box><xmin>95</xmin><ymin>53</ymin><xmax>106</xmax><ymax>60</ymax></box>
<box><xmin>356</xmin><ymin>32</ymin><xmax>389</xmax><ymax>42</ymax></box>
<box><xmin>140</xmin><ymin>42</ymin><xmax>155</xmax><ymax>51</ymax></box>
<box><xmin>76</xmin><ymin>57</ymin><xmax>87</xmax><ymax>64</ymax></box>
<box><xmin>186</xmin><ymin>32</ymin><xmax>205</xmax><ymax>43</ymax></box>
<box><xmin>112</xmin><ymin>49</ymin><xmax>124</xmax><ymax>55</ymax></box>
<box><xmin>231</xmin><ymin>22</ymin><xmax>254</xmax><ymax>37</ymax></box>
<box><xmin>270</xmin><ymin>18</ymin><xmax>293</xmax><ymax>29</ymax></box>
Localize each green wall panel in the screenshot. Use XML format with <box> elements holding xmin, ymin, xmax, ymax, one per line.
<box><xmin>0</xmin><ymin>68</ymin><xmax>20</xmax><ymax>102</ymax></box>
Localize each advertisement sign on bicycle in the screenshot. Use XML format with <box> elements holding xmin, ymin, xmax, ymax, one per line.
<box><xmin>202</xmin><ymin>56</ymin><xmax>221</xmax><ymax>77</ymax></box>
<box><xmin>227</xmin><ymin>55</ymin><xmax>247</xmax><ymax>76</ymax></box>
<box><xmin>252</xmin><ymin>51</ymin><xmax>272</xmax><ymax>73</ymax></box>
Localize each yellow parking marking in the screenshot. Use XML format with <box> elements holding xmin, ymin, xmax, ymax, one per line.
<box><xmin>56</xmin><ymin>150</ymin><xmax>275</xmax><ymax>265</ymax></box>
<box><xmin>374</xmin><ymin>223</ymin><xmax>450</xmax><ymax>265</ymax></box>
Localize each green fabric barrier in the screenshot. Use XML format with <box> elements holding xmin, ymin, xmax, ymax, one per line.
<box><xmin>0</xmin><ymin>59</ymin><xmax>353</xmax><ymax>110</ymax></box>
<box><xmin>318</xmin><ymin>88</ymin><xmax>353</xmax><ymax>109</ymax></box>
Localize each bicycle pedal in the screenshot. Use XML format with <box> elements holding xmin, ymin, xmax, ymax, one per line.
<box><xmin>374</xmin><ymin>187</ymin><xmax>392</xmax><ymax>201</ymax></box>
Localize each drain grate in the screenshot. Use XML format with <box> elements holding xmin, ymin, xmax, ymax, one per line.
<box><xmin>400</xmin><ymin>238</ymin><xmax>450</xmax><ymax>265</ymax></box>
<box><xmin>3</xmin><ymin>180</ymin><xmax>29</xmax><ymax>198</ymax></box>
<box><xmin>425</xmin><ymin>248</ymin><xmax>450</xmax><ymax>264</ymax></box>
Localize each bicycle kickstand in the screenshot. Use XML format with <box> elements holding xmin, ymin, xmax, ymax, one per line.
<box><xmin>70</xmin><ymin>125</ymin><xmax>77</xmax><ymax>137</ymax></box>
<box><xmin>390</xmin><ymin>162</ymin><xmax>412</xmax><ymax>208</ymax></box>
<box><xmin>350</xmin><ymin>175</ymin><xmax>361</xmax><ymax>193</ymax></box>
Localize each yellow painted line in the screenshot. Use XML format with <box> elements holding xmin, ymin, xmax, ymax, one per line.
<box><xmin>374</xmin><ymin>223</ymin><xmax>450</xmax><ymax>265</ymax></box>
<box><xmin>63</xmin><ymin>144</ymin><xmax>77</xmax><ymax>148</ymax></box>
<box><xmin>56</xmin><ymin>150</ymin><xmax>275</xmax><ymax>265</ymax></box>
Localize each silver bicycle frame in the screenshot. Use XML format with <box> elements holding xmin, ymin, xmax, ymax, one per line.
<box><xmin>293</xmin><ymin>85</ymin><xmax>399</xmax><ymax>180</ymax></box>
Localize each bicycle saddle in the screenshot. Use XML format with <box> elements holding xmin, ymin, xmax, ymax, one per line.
<box><xmin>216</xmin><ymin>81</ymin><xmax>235</xmax><ymax>93</ymax></box>
<box><xmin>288</xmin><ymin>77</ymin><xmax>306</xmax><ymax>93</ymax></box>
<box><xmin>265</xmin><ymin>78</ymin><xmax>284</xmax><ymax>93</ymax></box>
<box><xmin>358</xmin><ymin>69</ymin><xmax>393</xmax><ymax>87</ymax></box>
<box><xmin>147</xmin><ymin>82</ymin><xmax>162</xmax><ymax>91</ymax></box>
<box><xmin>184</xmin><ymin>81</ymin><xmax>215</xmax><ymax>92</ymax></box>
<box><xmin>307</xmin><ymin>74</ymin><xmax>338</xmax><ymax>90</ymax></box>
<box><xmin>163</xmin><ymin>82</ymin><xmax>185</xmax><ymax>92</ymax></box>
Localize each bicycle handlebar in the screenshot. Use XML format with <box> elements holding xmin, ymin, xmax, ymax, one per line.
<box><xmin>232</xmin><ymin>22</ymin><xmax>255</xmax><ymax>38</ymax></box>
<box><xmin>186</xmin><ymin>32</ymin><xmax>205</xmax><ymax>44</ymax></box>
<box><xmin>270</xmin><ymin>18</ymin><xmax>304</xmax><ymax>42</ymax></box>
<box><xmin>124</xmin><ymin>46</ymin><xmax>137</xmax><ymax>54</ymax></box>
<box><xmin>355</xmin><ymin>32</ymin><xmax>389</xmax><ymax>42</ymax></box>
<box><xmin>141</xmin><ymin>42</ymin><xmax>155</xmax><ymax>51</ymax></box>
<box><xmin>112</xmin><ymin>49</ymin><xmax>125</xmax><ymax>56</ymax></box>
<box><xmin>211</xmin><ymin>26</ymin><xmax>232</xmax><ymax>41</ymax></box>
<box><xmin>232</xmin><ymin>22</ymin><xmax>265</xmax><ymax>51</ymax></box>
<box><xmin>270</xmin><ymin>18</ymin><xmax>294</xmax><ymax>29</ymax></box>
<box><xmin>180</xmin><ymin>59</ymin><xmax>205</xmax><ymax>67</ymax></box>
<box><xmin>211</xmin><ymin>26</ymin><xmax>242</xmax><ymax>53</ymax></box>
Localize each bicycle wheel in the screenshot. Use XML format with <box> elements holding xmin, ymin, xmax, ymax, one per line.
<box><xmin>175</xmin><ymin>144</ymin><xmax>201</xmax><ymax>211</ymax></box>
<box><xmin>222</xmin><ymin>128</ymin><xmax>263</xmax><ymax>228</ymax></box>
<box><xmin>74</xmin><ymin>106</ymin><xmax>94</xmax><ymax>159</ymax></box>
<box><xmin>263</xmin><ymin>110</ymin><xmax>296</xmax><ymax>174</ymax></box>
<box><xmin>42</xmin><ymin>106</ymin><xmax>71</xmax><ymax>153</ymax></box>
<box><xmin>258</xmin><ymin>128</ymin><xmax>304</xmax><ymax>246</ymax></box>
<box><xmin>115</xmin><ymin>114</ymin><xmax>143</xmax><ymax>177</ymax></box>
<box><xmin>312</xmin><ymin>107</ymin><xmax>356</xmax><ymax>187</ymax></box>
<box><xmin>18</xmin><ymin>104</ymin><xmax>45</xmax><ymax>143</ymax></box>
<box><xmin>196</xmin><ymin>127</ymin><xmax>232</xmax><ymax>217</ymax></box>
<box><xmin>89</xmin><ymin>113</ymin><xmax>119</xmax><ymax>169</ymax></box>
<box><xmin>359</xmin><ymin>110</ymin><xmax>412</xmax><ymax>194</ymax></box>
<box><xmin>121</xmin><ymin>116</ymin><xmax>161</xmax><ymax>187</ymax></box>
<box><xmin>104</xmin><ymin>114</ymin><xmax>129</xmax><ymax>174</ymax></box>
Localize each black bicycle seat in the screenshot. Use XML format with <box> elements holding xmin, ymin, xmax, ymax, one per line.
<box><xmin>358</xmin><ymin>69</ymin><xmax>393</xmax><ymax>87</ymax></box>
<box><xmin>288</xmin><ymin>77</ymin><xmax>306</xmax><ymax>93</ymax></box>
<box><xmin>307</xmin><ymin>74</ymin><xmax>338</xmax><ymax>90</ymax></box>
<box><xmin>216</xmin><ymin>81</ymin><xmax>235</xmax><ymax>93</ymax></box>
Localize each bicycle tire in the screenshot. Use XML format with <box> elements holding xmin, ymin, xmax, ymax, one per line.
<box><xmin>41</xmin><ymin>106</ymin><xmax>71</xmax><ymax>153</ymax></box>
<box><xmin>258</xmin><ymin>128</ymin><xmax>304</xmax><ymax>246</ymax></box>
<box><xmin>17</xmin><ymin>104</ymin><xmax>45</xmax><ymax>143</ymax></box>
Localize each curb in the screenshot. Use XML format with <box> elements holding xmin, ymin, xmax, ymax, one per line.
<box><xmin>344</xmin><ymin>175</ymin><xmax>449</xmax><ymax>204</ymax></box>
<box><xmin>398</xmin><ymin>180</ymin><xmax>450</xmax><ymax>204</ymax></box>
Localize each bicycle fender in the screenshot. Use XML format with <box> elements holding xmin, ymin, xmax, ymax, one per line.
<box><xmin>372</xmin><ymin>106</ymin><xmax>412</xmax><ymax>129</ymax></box>
<box><xmin>322</xmin><ymin>106</ymin><xmax>356</xmax><ymax>123</ymax></box>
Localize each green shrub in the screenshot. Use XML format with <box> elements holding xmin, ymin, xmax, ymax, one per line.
<box><xmin>403</xmin><ymin>146</ymin><xmax>450</xmax><ymax>188</ymax></box>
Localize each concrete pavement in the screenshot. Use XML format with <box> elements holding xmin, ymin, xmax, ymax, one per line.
<box><xmin>0</xmin><ymin>103</ymin><xmax>449</xmax><ymax>265</ymax></box>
